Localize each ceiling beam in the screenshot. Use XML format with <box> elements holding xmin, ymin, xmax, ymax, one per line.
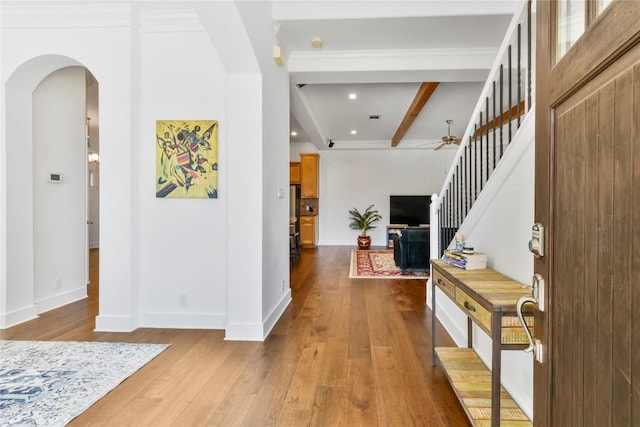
<box><xmin>391</xmin><ymin>82</ymin><xmax>439</xmax><ymax>147</ymax></box>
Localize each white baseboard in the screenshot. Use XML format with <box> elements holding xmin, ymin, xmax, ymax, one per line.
<box><xmin>138</xmin><ymin>311</ymin><xmax>227</xmax><ymax>330</ymax></box>
<box><xmin>94</xmin><ymin>313</ymin><xmax>139</xmax><ymax>332</ymax></box>
<box><xmin>0</xmin><ymin>304</ymin><xmax>38</xmax><ymax>329</ymax></box>
<box><xmin>263</xmin><ymin>289</ymin><xmax>292</xmax><ymax>338</ymax></box>
<box><xmin>35</xmin><ymin>287</ymin><xmax>87</xmax><ymax>315</ymax></box>
<box><xmin>224</xmin><ymin>321</ymin><xmax>266</xmax><ymax>341</ymax></box>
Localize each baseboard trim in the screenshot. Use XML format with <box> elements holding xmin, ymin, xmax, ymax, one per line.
<box><xmin>224</xmin><ymin>321</ymin><xmax>266</xmax><ymax>341</ymax></box>
<box><xmin>94</xmin><ymin>313</ymin><xmax>139</xmax><ymax>332</ymax></box>
<box><xmin>263</xmin><ymin>289</ymin><xmax>292</xmax><ymax>338</ymax></box>
<box><xmin>35</xmin><ymin>287</ymin><xmax>87</xmax><ymax>315</ymax></box>
<box><xmin>138</xmin><ymin>311</ymin><xmax>227</xmax><ymax>330</ymax></box>
<box><xmin>0</xmin><ymin>304</ymin><xmax>39</xmax><ymax>329</ymax></box>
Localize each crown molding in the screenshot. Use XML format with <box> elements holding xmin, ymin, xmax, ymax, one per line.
<box><xmin>137</xmin><ymin>9</ymin><xmax>203</xmax><ymax>33</ymax></box>
<box><xmin>1</xmin><ymin>4</ymin><xmax>133</xmax><ymax>29</ymax></box>
<box><xmin>1</xmin><ymin>4</ymin><xmax>203</xmax><ymax>33</ymax></box>
<box><xmin>289</xmin><ymin>47</ymin><xmax>497</xmax><ymax>72</ymax></box>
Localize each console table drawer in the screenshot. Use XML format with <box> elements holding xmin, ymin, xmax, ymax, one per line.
<box><xmin>455</xmin><ymin>287</ymin><xmax>492</xmax><ymax>332</ymax></box>
<box><xmin>434</xmin><ymin>273</ymin><xmax>456</xmax><ymax>299</ymax></box>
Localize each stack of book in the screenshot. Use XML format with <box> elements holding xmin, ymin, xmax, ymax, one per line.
<box><xmin>442</xmin><ymin>250</ymin><xmax>487</xmax><ymax>270</ymax></box>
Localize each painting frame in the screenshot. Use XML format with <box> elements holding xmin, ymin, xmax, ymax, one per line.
<box><xmin>155</xmin><ymin>120</ymin><xmax>218</xmax><ymax>199</ymax></box>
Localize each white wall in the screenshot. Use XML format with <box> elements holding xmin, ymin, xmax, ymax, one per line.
<box><xmin>1</xmin><ymin>2</ymin><xmax>293</xmax><ymax>338</ymax></box>
<box><xmin>0</xmin><ymin>3</ymin><xmax>287</xmax><ymax>337</ymax></box>
<box><xmin>33</xmin><ymin>66</ymin><xmax>88</xmax><ymax>313</ymax></box>
<box><xmin>135</xmin><ymin>25</ymin><xmax>229</xmax><ymax>328</ymax></box>
<box><xmin>291</xmin><ymin>142</ymin><xmax>457</xmax><ymax>247</ymax></box>
<box><xmin>234</xmin><ymin>1</ymin><xmax>292</xmax><ymax>337</ymax></box>
<box><xmin>0</xmin><ymin>4</ymin><xmax>140</xmax><ymax>330</ymax></box>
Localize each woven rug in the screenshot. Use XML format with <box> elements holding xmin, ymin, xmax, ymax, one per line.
<box><xmin>349</xmin><ymin>250</ymin><xmax>430</xmax><ymax>279</ymax></box>
<box><xmin>0</xmin><ymin>340</ymin><xmax>168</xmax><ymax>427</ymax></box>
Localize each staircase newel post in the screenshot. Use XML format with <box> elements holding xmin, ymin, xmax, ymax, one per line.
<box><xmin>427</xmin><ymin>193</ymin><xmax>440</xmax><ymax>307</ymax></box>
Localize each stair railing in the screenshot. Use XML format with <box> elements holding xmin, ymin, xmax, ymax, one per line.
<box><xmin>432</xmin><ymin>0</ymin><xmax>534</xmax><ymax>257</ymax></box>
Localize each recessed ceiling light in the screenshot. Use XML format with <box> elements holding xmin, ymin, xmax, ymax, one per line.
<box><xmin>290</xmin><ymin>131</ymin><xmax>298</xmax><ymax>136</ymax></box>
<box><xmin>350</xmin><ymin>130</ymin><xmax>357</xmax><ymax>135</ymax></box>
<box><xmin>348</xmin><ymin>93</ymin><xmax>357</xmax><ymax>100</ymax></box>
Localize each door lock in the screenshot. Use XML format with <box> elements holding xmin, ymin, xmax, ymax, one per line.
<box><xmin>516</xmin><ymin>295</ymin><xmax>544</xmax><ymax>363</ymax></box>
<box><xmin>516</xmin><ymin>273</ymin><xmax>546</xmax><ymax>363</ymax></box>
<box><xmin>528</xmin><ymin>223</ymin><xmax>545</xmax><ymax>258</ymax></box>
<box><xmin>532</xmin><ymin>273</ymin><xmax>545</xmax><ymax>312</ymax></box>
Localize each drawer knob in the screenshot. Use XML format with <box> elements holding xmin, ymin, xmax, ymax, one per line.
<box><xmin>463</xmin><ymin>301</ymin><xmax>476</xmax><ymax>312</ymax></box>
<box><xmin>437</xmin><ymin>278</ymin><xmax>444</xmax><ymax>286</ymax></box>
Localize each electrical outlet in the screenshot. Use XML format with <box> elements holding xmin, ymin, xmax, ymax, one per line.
<box><xmin>54</xmin><ymin>278</ymin><xmax>62</xmax><ymax>290</ymax></box>
<box><xmin>281</xmin><ymin>280</ymin><xmax>285</xmax><ymax>291</ymax></box>
<box><xmin>178</xmin><ymin>294</ymin><xmax>188</xmax><ymax>307</ymax></box>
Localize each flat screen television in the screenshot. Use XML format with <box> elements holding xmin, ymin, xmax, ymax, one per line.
<box><xmin>389</xmin><ymin>195</ymin><xmax>431</xmax><ymax>226</ymax></box>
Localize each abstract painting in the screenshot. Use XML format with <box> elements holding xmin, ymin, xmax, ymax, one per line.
<box><xmin>156</xmin><ymin>120</ymin><xmax>218</xmax><ymax>198</ymax></box>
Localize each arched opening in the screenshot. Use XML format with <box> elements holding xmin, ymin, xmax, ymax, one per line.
<box><xmin>3</xmin><ymin>55</ymin><xmax>99</xmax><ymax>326</ymax></box>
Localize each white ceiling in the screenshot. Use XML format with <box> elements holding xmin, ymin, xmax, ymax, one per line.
<box><xmin>275</xmin><ymin>1</ymin><xmax>515</xmax><ymax>151</ymax></box>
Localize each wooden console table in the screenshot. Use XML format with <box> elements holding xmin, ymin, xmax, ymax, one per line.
<box><xmin>430</xmin><ymin>259</ymin><xmax>533</xmax><ymax>427</ymax></box>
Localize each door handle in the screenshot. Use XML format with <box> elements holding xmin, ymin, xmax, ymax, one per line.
<box><xmin>516</xmin><ymin>295</ymin><xmax>544</xmax><ymax>363</ymax></box>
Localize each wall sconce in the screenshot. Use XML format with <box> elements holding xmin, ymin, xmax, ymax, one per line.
<box><xmin>88</xmin><ymin>153</ymin><xmax>100</xmax><ymax>164</ymax></box>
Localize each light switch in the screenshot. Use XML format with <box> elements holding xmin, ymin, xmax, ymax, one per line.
<box><xmin>276</xmin><ymin>187</ymin><xmax>285</xmax><ymax>199</ymax></box>
<box><xmin>48</xmin><ymin>172</ymin><xmax>63</xmax><ymax>183</ymax></box>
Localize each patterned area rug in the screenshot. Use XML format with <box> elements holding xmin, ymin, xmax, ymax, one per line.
<box><xmin>349</xmin><ymin>250</ymin><xmax>430</xmax><ymax>279</ymax></box>
<box><xmin>0</xmin><ymin>340</ymin><xmax>169</xmax><ymax>427</ymax></box>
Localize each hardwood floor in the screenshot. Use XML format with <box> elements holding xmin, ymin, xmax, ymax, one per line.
<box><xmin>1</xmin><ymin>247</ymin><xmax>468</xmax><ymax>426</ymax></box>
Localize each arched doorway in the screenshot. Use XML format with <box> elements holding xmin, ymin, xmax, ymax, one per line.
<box><xmin>2</xmin><ymin>55</ymin><xmax>99</xmax><ymax>326</ymax></box>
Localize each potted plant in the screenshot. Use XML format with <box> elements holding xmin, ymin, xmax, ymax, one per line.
<box><xmin>348</xmin><ymin>204</ymin><xmax>382</xmax><ymax>249</ymax></box>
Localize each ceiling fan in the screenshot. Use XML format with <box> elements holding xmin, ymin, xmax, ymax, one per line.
<box><xmin>433</xmin><ymin>119</ymin><xmax>462</xmax><ymax>151</ymax></box>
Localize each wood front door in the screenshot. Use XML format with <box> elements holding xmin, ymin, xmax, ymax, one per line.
<box><xmin>535</xmin><ymin>1</ymin><xmax>640</xmax><ymax>425</ymax></box>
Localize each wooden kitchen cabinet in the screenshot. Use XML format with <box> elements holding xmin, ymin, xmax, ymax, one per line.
<box><xmin>289</xmin><ymin>162</ymin><xmax>301</xmax><ymax>184</ymax></box>
<box><xmin>300</xmin><ymin>154</ymin><xmax>319</xmax><ymax>198</ymax></box>
<box><xmin>299</xmin><ymin>216</ymin><xmax>317</xmax><ymax>248</ymax></box>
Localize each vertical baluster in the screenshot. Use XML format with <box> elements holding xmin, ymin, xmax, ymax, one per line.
<box><xmin>492</xmin><ymin>81</ymin><xmax>497</xmax><ymax>169</ymax></box>
<box><xmin>440</xmin><ymin>196</ymin><xmax>445</xmax><ymax>254</ymax></box>
<box><xmin>527</xmin><ymin>0</ymin><xmax>532</xmax><ymax>111</ymax></box>
<box><xmin>453</xmin><ymin>170</ymin><xmax>458</xmax><ymax>233</ymax></box>
<box><xmin>446</xmin><ymin>184</ymin><xmax>451</xmax><ymax>247</ymax></box>
<box><xmin>479</xmin><ymin>113</ymin><xmax>484</xmax><ymax>192</ymax></box>
<box><xmin>517</xmin><ymin>23</ymin><xmax>522</xmax><ymax>128</ymax></box>
<box><xmin>474</xmin><ymin>124</ymin><xmax>478</xmax><ymax>203</ymax></box>
<box><xmin>466</xmin><ymin>141</ymin><xmax>471</xmax><ymax>214</ymax></box>
<box><xmin>508</xmin><ymin>44</ymin><xmax>512</xmax><ymax>143</ymax></box>
<box><xmin>438</xmin><ymin>205</ymin><xmax>443</xmax><ymax>256</ymax></box>
<box><xmin>499</xmin><ymin>64</ymin><xmax>504</xmax><ymax>157</ymax></box>
<box><xmin>460</xmin><ymin>152</ymin><xmax>465</xmax><ymax>221</ymax></box>
<box><xmin>443</xmin><ymin>193</ymin><xmax>447</xmax><ymax>251</ymax></box>
<box><xmin>442</xmin><ymin>190</ymin><xmax>449</xmax><ymax>249</ymax></box>
<box><xmin>458</xmin><ymin>161</ymin><xmax>462</xmax><ymax>230</ymax></box>
<box><xmin>457</xmin><ymin>163</ymin><xmax>461</xmax><ymax>229</ymax></box>
<box><xmin>485</xmin><ymin>96</ymin><xmax>490</xmax><ymax>182</ymax></box>
<box><xmin>449</xmin><ymin>182</ymin><xmax>454</xmax><ymax>245</ymax></box>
